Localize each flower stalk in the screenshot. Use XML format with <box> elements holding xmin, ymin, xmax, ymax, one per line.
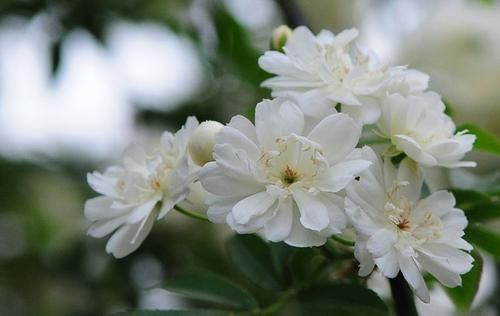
<box><xmin>174</xmin><ymin>205</ymin><xmax>210</xmax><ymax>222</ymax></box>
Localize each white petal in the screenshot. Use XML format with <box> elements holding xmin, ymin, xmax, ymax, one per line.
<box><xmin>87</xmin><ymin>214</ymin><xmax>128</xmax><ymax>238</ymax></box>
<box><xmin>382</xmin><ymin>157</ymin><xmax>398</xmax><ymax>192</ymax></box>
<box><xmin>413</xmin><ymin>190</ymin><xmax>455</xmax><ymax>218</ymax></box>
<box><xmin>199</xmin><ymin>162</ymin><xmax>263</xmax><ymax>197</ymax></box>
<box><xmin>264</xmin><ymin>198</ymin><xmax>294</xmax><ymax>242</ymax></box>
<box><xmin>399</xmin><ymin>255</ymin><xmax>430</xmax><ymax>303</ymax></box>
<box><xmin>375</xmin><ymin>250</ymin><xmax>399</xmax><ymax>278</ymax></box>
<box><xmin>105</xmin><ymin>210</ymin><xmax>157</xmax><ymax>258</ymax></box>
<box><xmin>421</xmin><ymin>244</ymin><xmax>473</xmax><ymax>274</ymax></box>
<box><xmin>354</xmin><ymin>240</ymin><xmax>376</xmax><ymax>277</ymax></box>
<box><xmin>158</xmin><ymin>194</ymin><xmax>186</xmax><ymax>219</ymax></box>
<box><xmin>397</xmin><ymin>157</ymin><xmax>423</xmax><ymax>203</ymax></box>
<box><xmin>421</xmin><ymin>166</ymin><xmax>448</xmax><ymax>192</ymax></box>
<box><xmin>345</xmin><ymin>170</ymin><xmax>386</xmax><ymax>220</ymax></box>
<box><xmin>326</xmin><ymin>88</ymin><xmax>361</xmax><ymax>106</ymax></box>
<box><xmin>255</xmin><ymin>98</ymin><xmax>304</xmax><ymax>148</ymax></box>
<box><xmin>318</xmin><ymin>160</ymin><xmax>372</xmax><ymax>192</ymax></box>
<box><xmin>87</xmin><ymin>169</ymin><xmax>123</xmax><ymax>198</ymax></box>
<box><xmin>307</xmin><ymin>113</ymin><xmax>361</xmax><ymax>164</ymax></box>
<box><xmin>319</xmin><ymin>194</ymin><xmax>348</xmax><ymax>235</ymax></box>
<box><xmin>345</xmin><ymin>198</ymin><xmax>380</xmax><ymax>237</ymax></box>
<box><xmin>217</xmin><ymin>126</ymin><xmax>259</xmax><ymax>161</ymax></box>
<box><xmin>127</xmin><ymin>198</ymin><xmax>159</xmax><ymax>224</ymax></box>
<box><xmin>84</xmin><ymin>196</ymin><xmax>127</xmax><ymax>221</ymax></box>
<box><xmin>232</xmin><ymin>191</ymin><xmax>277</xmax><ymax>225</ymax></box>
<box><xmin>394</xmin><ymin>135</ymin><xmax>438</xmax><ymax>167</ymax></box>
<box><xmin>366</xmin><ymin>228</ymin><xmax>397</xmax><ymax>257</ymax></box>
<box><xmin>292</xmin><ymin>189</ymin><xmax>330</xmax><ymax>231</ymax></box>
<box><xmin>285</xmin><ymin>26</ymin><xmax>318</xmax><ymax>63</ymax></box>
<box><xmin>341</xmin><ymin>99</ymin><xmax>381</xmax><ymax>124</ymax></box>
<box><xmin>214</xmin><ymin>144</ymin><xmax>257</xmax><ymax>178</ymax></box>
<box><xmin>441</xmin><ymin>209</ymin><xmax>468</xmax><ymax>232</ymax></box>
<box><xmin>206</xmin><ymin>195</ymin><xmax>241</xmax><ymax>223</ymax></box>
<box><xmin>285</xmin><ymin>218</ymin><xmax>326</xmax><ymax>247</ymax></box>
<box><xmin>258</xmin><ymin>51</ymin><xmax>303</xmax><ymax>78</ymax></box>
<box><xmin>417</xmin><ymin>252</ymin><xmax>462</xmax><ymax>288</ymax></box>
<box><xmin>228</xmin><ymin>115</ymin><xmax>258</xmax><ymax>143</ymax></box>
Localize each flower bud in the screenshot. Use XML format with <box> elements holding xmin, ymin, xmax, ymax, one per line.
<box><xmin>271</xmin><ymin>25</ymin><xmax>292</xmax><ymax>51</ymax></box>
<box><xmin>188</xmin><ymin>120</ymin><xmax>224</xmax><ymax>166</ymax></box>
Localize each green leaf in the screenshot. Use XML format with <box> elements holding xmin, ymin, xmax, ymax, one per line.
<box><xmin>451</xmin><ymin>189</ymin><xmax>500</xmax><ymax>222</ymax></box>
<box><xmin>444</xmin><ymin>250</ymin><xmax>483</xmax><ymax>311</ymax></box>
<box><xmin>288</xmin><ymin>248</ymin><xmax>326</xmax><ymax>287</ymax></box>
<box><xmin>213</xmin><ymin>7</ymin><xmax>268</xmax><ymax>86</ymax></box>
<box><xmin>458</xmin><ymin>123</ymin><xmax>500</xmax><ymax>155</ymax></box>
<box><xmin>466</xmin><ymin>224</ymin><xmax>500</xmax><ymax>259</ymax></box>
<box><xmin>226</xmin><ymin>234</ymin><xmax>282</xmax><ymax>290</ymax></box>
<box><xmin>297</xmin><ymin>284</ymin><xmax>389</xmax><ymax>316</ymax></box>
<box><xmin>112</xmin><ymin>310</ymin><xmax>229</xmax><ymax>316</ymax></box>
<box><xmin>156</xmin><ymin>271</ymin><xmax>257</xmax><ymax>310</ymax></box>
<box><xmin>269</xmin><ymin>242</ymin><xmax>296</xmax><ymax>282</ymax></box>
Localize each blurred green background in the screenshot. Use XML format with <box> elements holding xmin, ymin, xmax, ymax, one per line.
<box><xmin>0</xmin><ymin>0</ymin><xmax>499</xmax><ymax>315</ymax></box>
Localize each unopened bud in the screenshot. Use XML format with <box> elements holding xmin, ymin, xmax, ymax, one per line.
<box><xmin>271</xmin><ymin>25</ymin><xmax>292</xmax><ymax>51</ymax></box>
<box><xmin>188</xmin><ymin>120</ymin><xmax>224</xmax><ymax>166</ymax></box>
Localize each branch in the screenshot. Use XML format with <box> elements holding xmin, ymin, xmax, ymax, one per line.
<box><xmin>275</xmin><ymin>0</ymin><xmax>309</xmax><ymax>28</ymax></box>
<box><xmin>389</xmin><ymin>273</ymin><xmax>419</xmax><ymax>316</ymax></box>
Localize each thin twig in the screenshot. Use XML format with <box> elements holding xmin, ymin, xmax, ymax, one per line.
<box><xmin>330</xmin><ymin>235</ymin><xmax>355</xmax><ymax>247</ymax></box>
<box><xmin>174</xmin><ymin>205</ymin><xmax>210</xmax><ymax>222</ymax></box>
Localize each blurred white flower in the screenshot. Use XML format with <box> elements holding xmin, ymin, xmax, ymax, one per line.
<box><xmin>258</xmin><ymin>26</ymin><xmax>389</xmax><ymax>124</ymax></box>
<box><xmin>377</xmin><ymin>93</ymin><xmax>476</xmax><ymax>168</ymax></box>
<box><xmin>345</xmin><ymin>147</ymin><xmax>473</xmax><ymax>302</ymax></box>
<box><xmin>84</xmin><ymin>117</ymin><xmax>199</xmax><ymax>258</ymax></box>
<box><xmin>382</xmin><ymin>66</ymin><xmax>429</xmax><ymax>97</ymax></box>
<box><xmin>199</xmin><ymin>97</ymin><xmax>371</xmax><ymax>246</ymax></box>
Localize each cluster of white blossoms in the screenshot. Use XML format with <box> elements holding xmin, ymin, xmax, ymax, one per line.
<box><xmin>85</xmin><ymin>117</ymin><xmax>199</xmax><ymax>258</ymax></box>
<box><xmin>84</xmin><ymin>26</ymin><xmax>477</xmax><ymax>302</ymax></box>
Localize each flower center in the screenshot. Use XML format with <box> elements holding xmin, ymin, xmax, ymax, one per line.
<box><xmin>258</xmin><ymin>135</ymin><xmax>326</xmax><ymax>190</ymax></box>
<box><xmin>384</xmin><ymin>182</ymin><xmax>443</xmax><ymax>244</ymax></box>
<box><xmin>281</xmin><ymin>165</ymin><xmax>299</xmax><ymax>185</ymax></box>
<box><xmin>384</xmin><ymin>200</ymin><xmax>413</xmax><ymax>231</ymax></box>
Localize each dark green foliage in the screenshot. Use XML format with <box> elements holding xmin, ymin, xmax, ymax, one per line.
<box><xmin>297</xmin><ymin>284</ymin><xmax>389</xmax><ymax>316</ymax></box>
<box><xmin>226</xmin><ymin>235</ymin><xmax>282</xmax><ymax>290</ymax></box>
<box><xmin>157</xmin><ymin>271</ymin><xmax>258</xmax><ymax>310</ymax></box>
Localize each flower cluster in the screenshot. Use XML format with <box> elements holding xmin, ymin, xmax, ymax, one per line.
<box><xmin>84</xmin><ymin>117</ymin><xmax>199</xmax><ymax>258</ymax></box>
<box><xmin>84</xmin><ymin>25</ymin><xmax>476</xmax><ymax>302</ymax></box>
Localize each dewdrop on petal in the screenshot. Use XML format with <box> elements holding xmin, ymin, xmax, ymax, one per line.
<box><xmin>188</xmin><ymin>120</ymin><xmax>224</xmax><ymax>166</ymax></box>
<box><xmin>271</xmin><ymin>25</ymin><xmax>292</xmax><ymax>51</ymax></box>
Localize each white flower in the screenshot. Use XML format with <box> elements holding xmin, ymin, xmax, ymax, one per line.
<box><xmin>84</xmin><ymin>117</ymin><xmax>198</xmax><ymax>258</ymax></box>
<box><xmin>382</xmin><ymin>66</ymin><xmax>429</xmax><ymax>97</ymax></box>
<box><xmin>258</xmin><ymin>26</ymin><xmax>388</xmax><ymax>124</ymax></box>
<box><xmin>188</xmin><ymin>120</ymin><xmax>224</xmax><ymax>166</ymax></box>
<box><xmin>377</xmin><ymin>93</ymin><xmax>476</xmax><ymax>168</ymax></box>
<box><xmin>199</xmin><ymin>97</ymin><xmax>371</xmax><ymax>246</ymax></box>
<box><xmin>345</xmin><ymin>147</ymin><xmax>474</xmax><ymax>302</ymax></box>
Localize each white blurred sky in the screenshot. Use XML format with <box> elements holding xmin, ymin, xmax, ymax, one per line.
<box><xmin>0</xmin><ymin>14</ymin><xmax>203</xmax><ymax>162</ymax></box>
